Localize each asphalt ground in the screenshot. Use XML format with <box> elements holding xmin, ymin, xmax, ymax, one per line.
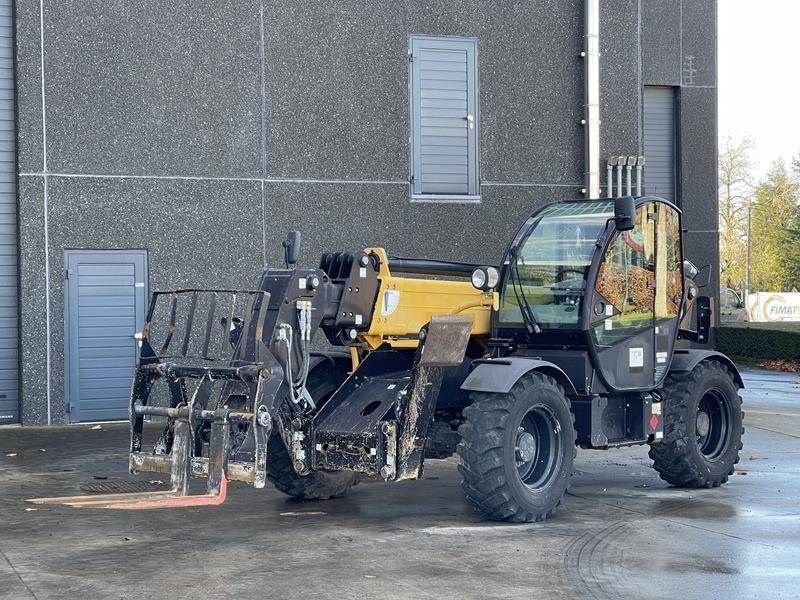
<box><xmin>1</xmin><ymin>368</ymin><xmax>798</xmax><ymax>599</ymax></box>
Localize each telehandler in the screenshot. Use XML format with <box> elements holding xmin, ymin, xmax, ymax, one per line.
<box><xmin>31</xmin><ymin>195</ymin><xmax>744</xmax><ymax>522</ymax></box>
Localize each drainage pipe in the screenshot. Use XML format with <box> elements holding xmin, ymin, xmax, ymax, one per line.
<box><xmin>583</xmin><ymin>0</ymin><xmax>601</xmax><ymax>198</ymax></box>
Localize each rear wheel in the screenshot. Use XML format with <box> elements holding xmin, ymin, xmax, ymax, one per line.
<box><xmin>649</xmin><ymin>360</ymin><xmax>743</xmax><ymax>487</ymax></box>
<box><xmin>457</xmin><ymin>372</ymin><xmax>576</xmax><ymax>523</ymax></box>
<box><xmin>267</xmin><ymin>362</ymin><xmax>360</xmax><ymax>500</ymax></box>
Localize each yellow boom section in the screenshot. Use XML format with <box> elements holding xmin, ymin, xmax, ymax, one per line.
<box><xmin>360</xmin><ymin>248</ymin><xmax>499</xmax><ymax>349</ymax></box>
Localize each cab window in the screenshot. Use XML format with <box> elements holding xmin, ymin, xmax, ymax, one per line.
<box><xmin>593</xmin><ymin>204</ymin><xmax>655</xmax><ymax>345</ymax></box>
<box><xmin>500</xmin><ymin>201</ymin><xmax>614</xmax><ymax>328</ymax></box>
<box><xmin>654</xmin><ymin>204</ymin><xmax>683</xmax><ymax>321</ymax></box>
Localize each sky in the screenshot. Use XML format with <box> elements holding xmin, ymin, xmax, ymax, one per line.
<box><xmin>718</xmin><ymin>0</ymin><xmax>799</xmax><ymax>179</ymax></box>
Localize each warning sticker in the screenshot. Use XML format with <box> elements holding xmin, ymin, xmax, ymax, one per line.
<box><xmin>656</xmin><ymin>351</ymin><xmax>668</xmax><ymax>364</ymax></box>
<box><xmin>381</xmin><ymin>290</ymin><xmax>400</xmax><ymax>316</ymax></box>
<box><xmin>629</xmin><ymin>347</ymin><xmax>644</xmax><ymax>368</ymax></box>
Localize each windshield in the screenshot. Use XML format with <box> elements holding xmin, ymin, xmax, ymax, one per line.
<box><xmin>500</xmin><ymin>201</ymin><xmax>613</xmax><ymax>328</ymax></box>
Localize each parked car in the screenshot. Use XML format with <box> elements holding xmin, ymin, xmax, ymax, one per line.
<box><xmin>720</xmin><ymin>287</ymin><xmax>747</xmax><ymax>322</ymax></box>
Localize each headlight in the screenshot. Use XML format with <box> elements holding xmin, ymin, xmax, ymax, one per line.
<box><xmin>471</xmin><ymin>266</ymin><xmax>500</xmax><ymax>291</ymax></box>
<box><xmin>471</xmin><ymin>268</ymin><xmax>487</xmax><ymax>290</ymax></box>
<box><xmin>486</xmin><ymin>266</ymin><xmax>499</xmax><ymax>289</ymax></box>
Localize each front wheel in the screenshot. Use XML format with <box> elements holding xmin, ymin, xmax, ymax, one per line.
<box><xmin>457</xmin><ymin>372</ymin><xmax>576</xmax><ymax>523</ymax></box>
<box><xmin>267</xmin><ymin>361</ymin><xmax>360</xmax><ymax>500</ymax></box>
<box><xmin>649</xmin><ymin>360</ymin><xmax>744</xmax><ymax>488</ymax></box>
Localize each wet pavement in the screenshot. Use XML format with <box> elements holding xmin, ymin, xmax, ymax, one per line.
<box><xmin>1</xmin><ymin>368</ymin><xmax>798</xmax><ymax>599</ymax></box>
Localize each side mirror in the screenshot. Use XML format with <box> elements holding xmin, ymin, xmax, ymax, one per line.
<box><xmin>693</xmin><ymin>264</ymin><xmax>711</xmax><ymax>288</ymax></box>
<box><xmin>613</xmin><ymin>196</ymin><xmax>636</xmax><ymax>231</ymax></box>
<box><xmin>683</xmin><ymin>260</ymin><xmax>699</xmax><ymax>281</ymax></box>
<box><xmin>283</xmin><ymin>230</ymin><xmax>301</xmax><ymax>267</ymax></box>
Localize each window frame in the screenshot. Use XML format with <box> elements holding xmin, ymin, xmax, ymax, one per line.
<box><xmin>408</xmin><ymin>35</ymin><xmax>481</xmax><ymax>203</ymax></box>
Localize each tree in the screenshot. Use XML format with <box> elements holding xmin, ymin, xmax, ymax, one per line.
<box><xmin>749</xmin><ymin>160</ymin><xmax>800</xmax><ymax>291</ymax></box>
<box><xmin>717</xmin><ymin>137</ymin><xmax>753</xmax><ymax>289</ymax></box>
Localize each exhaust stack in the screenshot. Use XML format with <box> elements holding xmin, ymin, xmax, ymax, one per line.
<box><xmin>607</xmin><ymin>156</ymin><xmax>617</xmax><ymax>198</ymax></box>
<box><xmin>635</xmin><ymin>156</ymin><xmax>646</xmax><ymax>196</ymax></box>
<box><xmin>607</xmin><ymin>155</ymin><xmax>645</xmax><ymax>197</ymax></box>
<box><xmin>625</xmin><ymin>156</ymin><xmax>636</xmax><ymax>196</ymax></box>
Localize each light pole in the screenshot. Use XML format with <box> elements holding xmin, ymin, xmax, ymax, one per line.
<box><xmin>745</xmin><ymin>200</ymin><xmax>752</xmax><ymax>302</ymax></box>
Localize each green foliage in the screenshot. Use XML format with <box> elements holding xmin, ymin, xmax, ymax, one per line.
<box><xmin>718</xmin><ymin>141</ymin><xmax>800</xmax><ymax>293</ymax></box>
<box><xmin>717</xmin><ymin>323</ymin><xmax>800</xmax><ymax>360</ymax></box>
<box><xmin>749</xmin><ymin>161</ymin><xmax>800</xmax><ymax>291</ymax></box>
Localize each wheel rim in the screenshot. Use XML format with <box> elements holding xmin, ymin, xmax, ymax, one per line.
<box><xmin>696</xmin><ymin>389</ymin><xmax>731</xmax><ymax>460</ymax></box>
<box><xmin>515</xmin><ymin>406</ymin><xmax>561</xmax><ymax>489</ymax></box>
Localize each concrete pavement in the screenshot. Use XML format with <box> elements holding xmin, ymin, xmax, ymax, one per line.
<box><xmin>0</xmin><ymin>368</ymin><xmax>798</xmax><ymax>599</ymax></box>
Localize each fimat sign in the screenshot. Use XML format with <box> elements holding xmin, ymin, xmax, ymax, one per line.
<box><xmin>746</xmin><ymin>292</ymin><xmax>800</xmax><ymax>322</ymax></box>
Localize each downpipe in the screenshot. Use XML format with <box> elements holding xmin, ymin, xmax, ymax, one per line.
<box><xmin>583</xmin><ymin>0</ymin><xmax>601</xmax><ymax>198</ymax></box>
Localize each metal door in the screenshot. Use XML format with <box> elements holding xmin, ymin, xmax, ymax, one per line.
<box><xmin>643</xmin><ymin>86</ymin><xmax>676</xmax><ymax>201</ymax></box>
<box><xmin>410</xmin><ymin>36</ymin><xmax>479</xmax><ymax>198</ymax></box>
<box><xmin>65</xmin><ymin>250</ymin><xmax>147</xmax><ymax>422</ymax></box>
<box><xmin>0</xmin><ymin>0</ymin><xmax>19</xmax><ymax>424</ymax></box>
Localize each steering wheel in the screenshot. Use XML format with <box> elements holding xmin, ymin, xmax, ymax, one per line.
<box><xmin>556</xmin><ymin>268</ymin><xmax>584</xmax><ymax>283</ymax></box>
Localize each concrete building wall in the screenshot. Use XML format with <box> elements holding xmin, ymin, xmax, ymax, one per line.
<box><xmin>13</xmin><ymin>0</ymin><xmax>718</xmax><ymax>424</ymax></box>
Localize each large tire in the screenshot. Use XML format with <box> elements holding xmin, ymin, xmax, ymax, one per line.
<box><xmin>649</xmin><ymin>360</ymin><xmax>744</xmax><ymax>488</ymax></box>
<box><xmin>457</xmin><ymin>372</ymin><xmax>576</xmax><ymax>523</ymax></box>
<box><xmin>424</xmin><ymin>420</ymin><xmax>461</xmax><ymax>459</ymax></box>
<box><xmin>267</xmin><ymin>363</ymin><xmax>360</xmax><ymax>500</ymax></box>
<box><xmin>267</xmin><ymin>435</ymin><xmax>359</xmax><ymax>500</ymax></box>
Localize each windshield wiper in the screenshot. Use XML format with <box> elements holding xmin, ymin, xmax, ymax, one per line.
<box><xmin>509</xmin><ymin>248</ymin><xmax>542</xmax><ymax>335</ymax></box>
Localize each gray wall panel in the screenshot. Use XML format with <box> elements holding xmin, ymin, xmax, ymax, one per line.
<box><xmin>642</xmin><ymin>0</ymin><xmax>681</xmax><ymax>86</ymax></box>
<box><xmin>474</xmin><ymin>1</ymin><xmax>583</xmax><ymax>185</ymax></box>
<box><xmin>261</xmin><ymin>182</ymin><xmax>573</xmax><ymax>268</ymax></box>
<box><xmin>12</xmin><ymin>1</ymin><xmax>719</xmax><ymax>423</ymax></box>
<box><xmin>678</xmin><ymin>86</ymin><xmax>718</xmax><ymax>233</ymax></box>
<box><xmin>599</xmin><ymin>0</ymin><xmax>641</xmax><ymax>167</ymax></box>
<box><xmin>263</xmin><ymin>0</ymin><xmax>584</xmax><ymax>186</ymax></box>
<box><xmin>680</xmin><ymin>0</ymin><xmax>716</xmax><ymax>88</ymax></box>
<box><xmin>263</xmin><ymin>0</ymin><xmax>410</xmax><ymax>181</ymax></box>
<box><xmin>41</xmin><ymin>0</ymin><xmax>262</xmax><ymax>178</ymax></box>
<box><xmin>18</xmin><ymin>177</ymin><xmax>263</xmax><ymax>424</ymax></box>
<box><xmin>12</xmin><ymin>2</ymin><xmax>45</xmax><ymax>174</ymax></box>
<box><xmin>17</xmin><ymin>176</ymin><xmax>50</xmax><ymax>424</ymax></box>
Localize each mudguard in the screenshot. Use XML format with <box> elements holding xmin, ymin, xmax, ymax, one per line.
<box><xmin>669</xmin><ymin>349</ymin><xmax>744</xmax><ymax>388</ymax></box>
<box><xmin>460</xmin><ymin>357</ymin><xmax>578</xmax><ymax>396</ymax></box>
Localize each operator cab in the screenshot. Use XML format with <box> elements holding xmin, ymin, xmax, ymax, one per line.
<box><xmin>495</xmin><ymin>196</ymin><xmax>684</xmax><ymax>394</ymax></box>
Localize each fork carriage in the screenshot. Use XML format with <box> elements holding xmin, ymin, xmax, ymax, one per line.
<box><xmin>103</xmin><ymin>265</ymin><xmax>477</xmax><ymax>508</ymax></box>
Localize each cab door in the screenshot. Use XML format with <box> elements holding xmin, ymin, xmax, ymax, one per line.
<box><xmin>589</xmin><ymin>201</ymin><xmax>683</xmax><ymax>391</ymax></box>
<box><xmin>589</xmin><ymin>202</ymin><xmax>657</xmax><ymax>391</ymax></box>
<box><xmin>651</xmin><ymin>202</ymin><xmax>684</xmax><ymax>383</ymax></box>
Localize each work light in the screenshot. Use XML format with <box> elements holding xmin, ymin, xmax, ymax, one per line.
<box><xmin>471</xmin><ymin>266</ymin><xmax>499</xmax><ymax>291</ymax></box>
